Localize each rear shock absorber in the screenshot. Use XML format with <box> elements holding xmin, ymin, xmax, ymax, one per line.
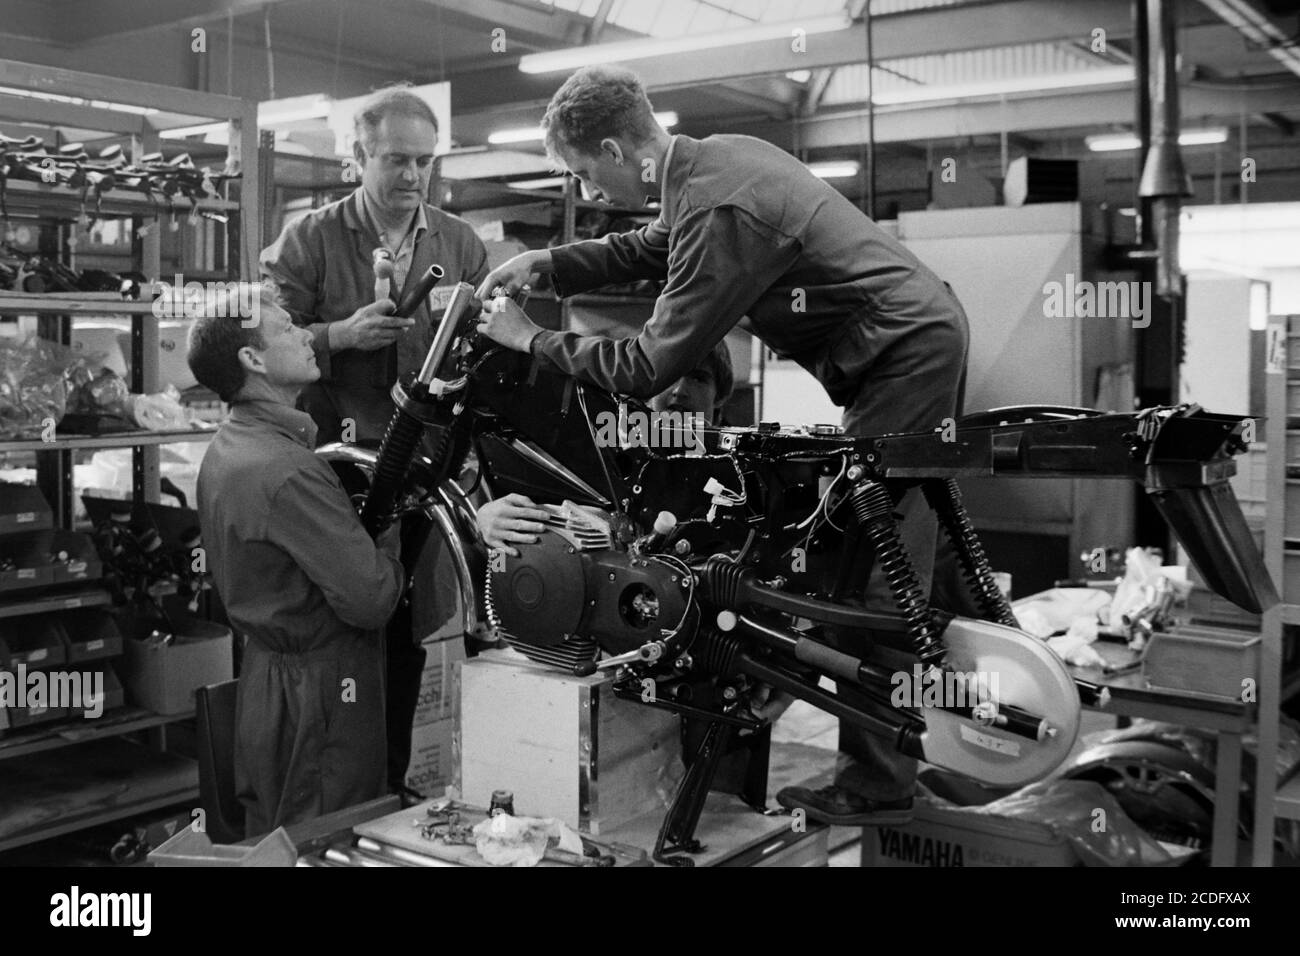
<box><xmin>923</xmin><ymin>478</ymin><xmax>1018</xmax><ymax>628</ymax></box>
<box><xmin>849</xmin><ymin>480</ymin><xmax>947</xmax><ymax>668</ymax></box>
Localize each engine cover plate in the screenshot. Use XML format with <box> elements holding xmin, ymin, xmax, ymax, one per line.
<box><xmin>918</xmin><ymin>618</ymin><xmax>1081</xmax><ymax>788</ymax></box>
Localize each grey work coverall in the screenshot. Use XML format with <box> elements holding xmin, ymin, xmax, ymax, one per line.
<box><xmin>261</xmin><ymin>189</ymin><xmax>491</xmax><ymax>790</ymax></box>
<box><xmin>260</xmin><ymin>188</ymin><xmax>491</xmax><ymax>445</ymax></box>
<box><xmin>197</xmin><ymin>399</ymin><xmax>403</xmax><ymax>836</ymax></box>
<box><xmin>531</xmin><ymin>133</ymin><xmax>971</xmax><ymax>801</ymax></box>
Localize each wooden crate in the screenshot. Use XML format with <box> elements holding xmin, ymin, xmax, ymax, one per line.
<box><xmin>457</xmin><ymin>651</ymin><xmax>681</xmax><ymax>835</ymax></box>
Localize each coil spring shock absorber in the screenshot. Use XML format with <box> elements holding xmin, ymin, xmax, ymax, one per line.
<box><xmin>849</xmin><ymin>480</ymin><xmax>947</xmax><ymax>668</ymax></box>
<box><xmin>361</xmin><ymin>389</ymin><xmax>429</xmax><ymax>537</ymax></box>
<box><xmin>923</xmin><ymin>478</ymin><xmax>1018</xmax><ymax>628</ymax></box>
<box><xmin>359</xmin><ymin>274</ymin><xmax>476</xmax><ymax>538</ymax></box>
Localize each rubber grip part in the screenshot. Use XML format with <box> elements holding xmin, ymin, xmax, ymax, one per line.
<box><xmin>794</xmin><ymin>637</ymin><xmax>866</xmax><ymax>682</ymax></box>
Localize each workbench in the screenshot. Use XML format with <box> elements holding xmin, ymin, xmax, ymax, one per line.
<box><xmin>1069</xmin><ymin>640</ymin><xmax>1254</xmax><ymax>868</ymax></box>
<box><xmin>286</xmin><ymin>793</ymin><xmax>826</xmax><ymax>867</ymax></box>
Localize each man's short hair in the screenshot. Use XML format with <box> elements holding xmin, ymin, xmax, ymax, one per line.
<box><xmin>354</xmin><ymin>84</ymin><xmax>439</xmax><ymax>154</ymax></box>
<box><xmin>186</xmin><ymin>282</ymin><xmax>278</xmax><ymax>403</ymax></box>
<box><xmin>541</xmin><ymin>66</ymin><xmax>659</xmax><ymax>163</ymax></box>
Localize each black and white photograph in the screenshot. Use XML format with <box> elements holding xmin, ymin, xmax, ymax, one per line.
<box><xmin>0</xmin><ymin>0</ymin><xmax>1296</xmax><ymax>920</ymax></box>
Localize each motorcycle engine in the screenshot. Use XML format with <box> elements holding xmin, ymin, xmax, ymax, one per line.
<box><xmin>486</xmin><ymin>503</ymin><xmax>692</xmax><ymax>671</ymax></box>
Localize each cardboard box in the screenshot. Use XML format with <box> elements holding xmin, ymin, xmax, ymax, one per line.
<box><xmin>0</xmin><ymin>483</ymin><xmax>52</xmax><ymax>534</ymax></box>
<box><xmin>457</xmin><ymin>650</ymin><xmax>682</xmax><ymax>834</ymax></box>
<box><xmin>121</xmin><ymin>621</ymin><xmax>232</xmax><ymax>715</ymax></box>
<box><xmin>58</xmin><ymin>609</ymin><xmax>123</xmax><ymax>663</ymax></box>
<box><xmin>412</xmin><ymin>637</ymin><xmax>466</xmax><ymax>727</ymax></box>
<box><xmin>405</xmin><ymin>716</ymin><xmax>458</xmax><ymax>799</ymax></box>
<box><xmin>860</xmin><ymin>797</ymin><xmax>1077</xmax><ymax>867</ymax></box>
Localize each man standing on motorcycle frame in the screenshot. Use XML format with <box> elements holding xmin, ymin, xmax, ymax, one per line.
<box><xmin>475</xmin><ymin>65</ymin><xmax>971</xmax><ymax>827</ymax></box>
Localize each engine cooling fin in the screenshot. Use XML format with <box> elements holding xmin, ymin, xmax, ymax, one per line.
<box><xmin>485</xmin><ymin>567</ymin><xmax>599</xmax><ymax>671</ymax></box>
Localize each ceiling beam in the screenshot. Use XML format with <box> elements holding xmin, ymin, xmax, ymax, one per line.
<box><xmin>618</xmin><ymin>0</ymin><xmax>1225</xmax><ymax>91</ymax></box>
<box><xmin>414</xmin><ymin>0</ymin><xmax>588</xmax><ymax>50</ymax></box>
<box><xmin>1197</xmin><ymin>0</ymin><xmax>1300</xmax><ymax>78</ymax></box>
<box><xmin>54</xmin><ymin>0</ymin><xmax>590</xmax><ymax>50</ymax></box>
<box><xmin>446</xmin><ymin>0</ymin><xmax>1225</xmax><ymax>113</ymax></box>
<box><xmin>57</xmin><ymin>0</ymin><xmax>286</xmax><ymax>46</ymax></box>
<box><xmin>0</xmin><ymin>59</ymin><xmax>249</xmax><ymax>119</ymax></box>
<box><xmin>0</xmin><ymin>0</ymin><xmax>60</xmax><ymax>44</ymax></box>
<box><xmin>727</xmin><ymin>83</ymin><xmax>1300</xmax><ymax>150</ymax></box>
<box><xmin>0</xmin><ymin>91</ymin><xmax>147</xmax><ymax>134</ymax></box>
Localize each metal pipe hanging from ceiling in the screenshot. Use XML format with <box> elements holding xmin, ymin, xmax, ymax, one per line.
<box><xmin>1138</xmin><ymin>0</ymin><xmax>1194</xmax><ymax>300</ymax></box>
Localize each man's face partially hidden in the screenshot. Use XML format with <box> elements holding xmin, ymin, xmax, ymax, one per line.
<box><xmin>653</xmin><ymin>367</ymin><xmax>718</xmax><ymax>423</ymax></box>
<box><xmin>245</xmin><ymin>304</ymin><xmax>319</xmax><ymax>389</ymax></box>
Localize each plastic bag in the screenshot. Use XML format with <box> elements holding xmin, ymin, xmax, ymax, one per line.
<box><xmin>1013</xmin><ymin>587</ymin><xmax>1111</xmax><ymax>636</ymax></box>
<box><xmin>969</xmin><ymin>779</ymin><xmax>1175</xmax><ymax>866</ymax></box>
<box><xmin>0</xmin><ymin>334</ymin><xmax>89</xmax><ymax>439</ymax></box>
<box><xmin>68</xmin><ymin>367</ymin><xmax>132</xmax><ymax>418</ymax></box>
<box><xmin>131</xmin><ymin>386</ymin><xmax>189</xmax><ymax>431</ymax></box>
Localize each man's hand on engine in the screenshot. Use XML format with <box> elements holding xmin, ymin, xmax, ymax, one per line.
<box><xmin>476</xmin><ymin>295</ymin><xmax>543</xmax><ymax>353</ymax></box>
<box><xmin>477</xmin><ymin>493</ymin><xmax>550</xmax><ymax>556</ymax></box>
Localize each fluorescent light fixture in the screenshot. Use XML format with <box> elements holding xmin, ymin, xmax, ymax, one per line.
<box><xmin>786</xmin><ymin>70</ymin><xmax>813</xmax><ymax>83</ymax></box>
<box><xmin>1086</xmin><ymin>127</ymin><xmax>1229</xmax><ymax>152</ymax></box>
<box><xmin>0</xmin><ymin>85</ymin><xmax>158</xmax><ymax>115</ymax></box>
<box><xmin>488</xmin><ymin>111</ymin><xmax>678</xmax><ymax>146</ymax></box>
<box><xmin>808</xmin><ymin>161</ymin><xmax>860</xmax><ymax>179</ymax></box>
<box><xmin>874</xmin><ymin>66</ymin><xmax>1134</xmax><ymax>106</ymax></box>
<box><xmin>1179</xmin><ymin>128</ymin><xmax>1232</xmax><ymax>147</ymax></box>
<box><xmin>519</xmin><ymin>15</ymin><xmax>849</xmax><ymax>73</ymax></box>
<box><xmin>487</xmin><ymin>126</ymin><xmax>548</xmax><ymax>146</ymax></box>
<box><xmin>511</xmin><ymin>176</ymin><xmax>569</xmax><ymax>190</ymax></box>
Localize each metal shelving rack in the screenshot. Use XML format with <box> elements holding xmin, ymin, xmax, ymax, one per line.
<box><xmin>0</xmin><ymin>60</ymin><xmax>258</xmax><ymax>525</ymax></box>
<box><xmin>1263</xmin><ymin>313</ymin><xmax>1300</xmax><ymax>856</ymax></box>
<box><xmin>0</xmin><ymin>59</ymin><xmax>259</xmax><ymax>855</ymax></box>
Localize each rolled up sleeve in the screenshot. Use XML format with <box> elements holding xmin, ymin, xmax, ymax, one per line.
<box><xmin>267</xmin><ymin>467</ymin><xmax>403</xmax><ymax>631</ymax></box>
<box><xmin>535</xmin><ymin>206</ymin><xmax>800</xmax><ymax>397</ymax></box>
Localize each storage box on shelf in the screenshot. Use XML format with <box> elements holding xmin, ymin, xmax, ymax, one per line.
<box><xmin>119</xmin><ymin>616</ymin><xmax>232</xmax><ymax>717</ymax></box>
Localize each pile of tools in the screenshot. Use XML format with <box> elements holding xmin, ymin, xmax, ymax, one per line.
<box><xmin>0</xmin><ymin>133</ymin><xmax>240</xmax><ymax>227</ymax></box>
<box><xmin>0</xmin><ymin>238</ymin><xmax>137</xmax><ymax>293</ymax></box>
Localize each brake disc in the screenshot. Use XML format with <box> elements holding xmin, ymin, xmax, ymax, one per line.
<box><xmin>916</xmin><ymin>618</ymin><xmax>1081</xmax><ymax>788</ymax></box>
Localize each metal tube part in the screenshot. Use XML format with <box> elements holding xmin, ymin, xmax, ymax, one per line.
<box><xmin>1137</xmin><ymin>0</ymin><xmax>1192</xmax><ymax>299</ymax></box>
<box><xmin>417</xmin><ymin>280</ymin><xmax>475</xmax><ymax>385</ymax></box>
<box><xmin>394</xmin><ymin>263</ymin><xmax>445</xmax><ymax>318</ymax></box>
